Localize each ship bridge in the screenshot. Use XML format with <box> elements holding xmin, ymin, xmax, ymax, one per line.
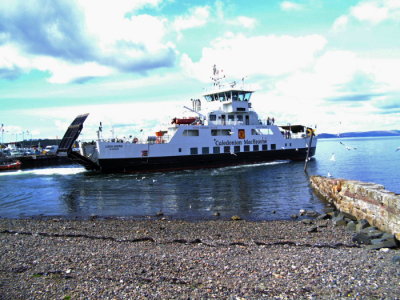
<box><xmin>203</xmin><ymin>88</ymin><xmax>254</xmax><ymax>114</ymax></box>
<box><xmin>202</xmin><ymin>87</ymin><xmax>261</xmax><ymax>126</ymax></box>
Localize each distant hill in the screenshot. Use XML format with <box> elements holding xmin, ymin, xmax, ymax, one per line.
<box><xmin>318</xmin><ymin>130</ymin><xmax>400</xmax><ymax>139</ymax></box>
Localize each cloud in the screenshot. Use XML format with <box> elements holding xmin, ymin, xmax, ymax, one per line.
<box><xmin>0</xmin><ymin>0</ymin><xmax>176</xmax><ymax>83</ymax></box>
<box><xmin>332</xmin><ymin>0</ymin><xmax>400</xmax><ymax>30</ymax></box>
<box><xmin>373</xmin><ymin>93</ymin><xmax>400</xmax><ymax>111</ymax></box>
<box><xmin>280</xmin><ymin>1</ymin><xmax>304</xmax><ymax>11</ymax></box>
<box><xmin>332</xmin><ymin>15</ymin><xmax>349</xmax><ymax>32</ymax></box>
<box><xmin>181</xmin><ymin>33</ymin><xmax>327</xmax><ymax>81</ymax></box>
<box><xmin>173</xmin><ymin>6</ymin><xmax>211</xmax><ymax>32</ymax></box>
<box><xmin>233</xmin><ymin>16</ymin><xmax>257</xmax><ymax>29</ymax></box>
<box><xmin>327</xmin><ymin>93</ymin><xmax>385</xmax><ymax>102</ymax></box>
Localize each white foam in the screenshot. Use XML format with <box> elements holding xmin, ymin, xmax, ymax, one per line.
<box><xmin>0</xmin><ymin>167</ymin><xmax>86</xmax><ymax>177</ymax></box>
<box><xmin>211</xmin><ymin>160</ymin><xmax>290</xmax><ymax>174</ymax></box>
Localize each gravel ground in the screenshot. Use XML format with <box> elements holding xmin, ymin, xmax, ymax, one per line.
<box><xmin>1</xmin><ymin>217</ymin><xmax>399</xmax><ymax>299</ymax></box>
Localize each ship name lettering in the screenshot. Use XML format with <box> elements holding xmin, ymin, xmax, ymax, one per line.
<box><xmin>244</xmin><ymin>139</ymin><xmax>267</xmax><ymax>145</ymax></box>
<box><xmin>214</xmin><ymin>139</ymin><xmax>243</xmax><ymax>146</ymax></box>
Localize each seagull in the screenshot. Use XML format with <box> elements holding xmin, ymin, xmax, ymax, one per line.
<box><xmin>230</xmin><ymin>151</ymin><xmax>237</xmax><ymax>156</ymax></box>
<box><xmin>327</xmin><ymin>172</ymin><xmax>332</xmax><ymax>178</ymax></box>
<box><xmin>339</xmin><ymin>141</ymin><xmax>357</xmax><ymax>150</ymax></box>
<box><xmin>330</xmin><ymin>153</ymin><xmax>336</xmax><ymax>161</ymax></box>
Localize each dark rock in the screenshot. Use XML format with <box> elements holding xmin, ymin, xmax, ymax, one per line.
<box><xmin>307</xmin><ymin>226</ymin><xmax>318</xmax><ymax>233</ymax></box>
<box><xmin>356</xmin><ymin>219</ymin><xmax>370</xmax><ymax>232</ymax></box>
<box><xmin>156</xmin><ymin>211</ymin><xmax>164</xmax><ymax>217</ymax></box>
<box><xmin>392</xmin><ymin>256</ymin><xmax>400</xmax><ymax>264</ymax></box>
<box><xmin>290</xmin><ymin>214</ymin><xmax>298</xmax><ymax>219</ymax></box>
<box><xmin>346</xmin><ymin>221</ymin><xmax>356</xmax><ymax>232</ymax></box>
<box><xmin>366</xmin><ymin>237</ymin><xmax>398</xmax><ymax>250</ymax></box>
<box><xmin>333</xmin><ymin>219</ymin><xmax>347</xmax><ymax>227</ymax></box>
<box><xmin>340</xmin><ymin>212</ymin><xmax>357</xmax><ymax>221</ymax></box>
<box><xmin>316</xmin><ymin>213</ymin><xmax>331</xmax><ymax>220</ymax></box>
<box><xmin>360</xmin><ymin>227</ymin><xmax>383</xmax><ymax>239</ymax></box>
<box><xmin>325</xmin><ymin>207</ymin><xmax>336</xmax><ymax>213</ymax></box>
<box><xmin>352</xmin><ymin>233</ymin><xmax>373</xmax><ymax>245</ymax></box>
<box><xmin>305</xmin><ymin>210</ymin><xmax>320</xmax><ymax>218</ymax></box>
<box><xmin>352</xmin><ymin>228</ymin><xmax>385</xmax><ymax>245</ymax></box>
<box><xmin>301</xmin><ymin>219</ymin><xmax>313</xmax><ymax>225</ymax></box>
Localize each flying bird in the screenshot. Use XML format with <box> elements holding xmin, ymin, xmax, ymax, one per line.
<box><xmin>396</xmin><ymin>147</ymin><xmax>400</xmax><ymax>152</ymax></box>
<box><xmin>330</xmin><ymin>153</ymin><xmax>336</xmax><ymax>161</ymax></box>
<box><xmin>339</xmin><ymin>141</ymin><xmax>357</xmax><ymax>150</ymax></box>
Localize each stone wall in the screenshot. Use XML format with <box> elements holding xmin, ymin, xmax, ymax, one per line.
<box><xmin>310</xmin><ymin>176</ymin><xmax>400</xmax><ymax>240</ymax></box>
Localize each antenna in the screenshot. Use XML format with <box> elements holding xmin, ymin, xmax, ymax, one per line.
<box><xmin>211</xmin><ymin>64</ymin><xmax>225</xmax><ymax>87</ymax></box>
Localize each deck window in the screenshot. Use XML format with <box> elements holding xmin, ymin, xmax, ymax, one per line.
<box><xmin>224</xmin><ymin>146</ymin><xmax>230</xmax><ymax>153</ymax></box>
<box><xmin>213</xmin><ymin>147</ymin><xmax>220</xmax><ymax>154</ymax></box>
<box><xmin>228</xmin><ymin>115</ymin><xmax>234</xmax><ymax>122</ymax></box>
<box><xmin>183</xmin><ymin>130</ymin><xmax>199</xmax><ymax>136</ymax></box>
<box><xmin>237</xmin><ymin>115</ymin><xmax>243</xmax><ymax>122</ymax></box>
<box><xmin>202</xmin><ymin>147</ymin><xmax>209</xmax><ymax>154</ymax></box>
<box><xmin>253</xmin><ymin>145</ymin><xmax>259</xmax><ymax>151</ymax></box>
<box><xmin>211</xmin><ymin>129</ymin><xmax>231</xmax><ymax>136</ymax></box>
<box><xmin>271</xmin><ymin>144</ymin><xmax>276</xmax><ymax>150</ymax></box>
<box><xmin>262</xmin><ymin>144</ymin><xmax>268</xmax><ymax>151</ymax></box>
<box><xmin>244</xmin><ymin>145</ymin><xmax>250</xmax><ymax>152</ymax></box>
<box><xmin>234</xmin><ymin>146</ymin><xmax>240</xmax><ymax>153</ymax></box>
<box><xmin>190</xmin><ymin>148</ymin><xmax>198</xmax><ymax>155</ymax></box>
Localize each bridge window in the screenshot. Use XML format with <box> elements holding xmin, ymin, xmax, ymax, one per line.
<box><xmin>209</xmin><ymin>114</ymin><xmax>216</xmax><ymax>121</ymax></box>
<box><xmin>228</xmin><ymin>115</ymin><xmax>234</xmax><ymax>122</ymax></box>
<box><xmin>251</xmin><ymin>129</ymin><xmax>260</xmax><ymax>135</ymax></box>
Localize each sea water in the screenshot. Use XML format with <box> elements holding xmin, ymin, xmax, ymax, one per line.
<box><xmin>0</xmin><ymin>136</ymin><xmax>399</xmax><ymax>220</ymax></box>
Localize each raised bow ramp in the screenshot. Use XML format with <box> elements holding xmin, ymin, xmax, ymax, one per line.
<box><xmin>57</xmin><ymin>113</ymin><xmax>99</xmax><ymax>170</ymax></box>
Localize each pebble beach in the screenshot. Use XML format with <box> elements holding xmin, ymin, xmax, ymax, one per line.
<box><xmin>1</xmin><ymin>217</ymin><xmax>399</xmax><ymax>299</ymax></box>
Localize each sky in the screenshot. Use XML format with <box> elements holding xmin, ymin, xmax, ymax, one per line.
<box><xmin>1</xmin><ymin>0</ymin><xmax>400</xmax><ymax>143</ymax></box>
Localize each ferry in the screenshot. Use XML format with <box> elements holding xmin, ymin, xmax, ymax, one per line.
<box><xmin>58</xmin><ymin>69</ymin><xmax>317</xmax><ymax>173</ymax></box>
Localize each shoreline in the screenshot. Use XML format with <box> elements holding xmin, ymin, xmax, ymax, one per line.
<box><xmin>1</xmin><ymin>218</ymin><xmax>399</xmax><ymax>299</ymax></box>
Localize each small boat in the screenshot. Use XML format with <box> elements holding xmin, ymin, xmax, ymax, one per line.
<box><xmin>0</xmin><ymin>159</ymin><xmax>22</xmax><ymax>171</ymax></box>
<box><xmin>57</xmin><ymin>67</ymin><xmax>317</xmax><ymax>173</ymax></box>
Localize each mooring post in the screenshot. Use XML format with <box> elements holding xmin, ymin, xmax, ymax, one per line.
<box><xmin>304</xmin><ymin>132</ymin><xmax>314</xmax><ymax>172</ymax></box>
